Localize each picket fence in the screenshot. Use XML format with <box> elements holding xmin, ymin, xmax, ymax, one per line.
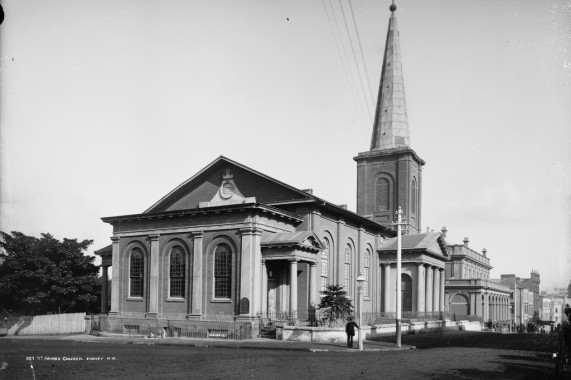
<box><xmin>1</xmin><ymin>313</ymin><xmax>86</xmax><ymax>336</ymax></box>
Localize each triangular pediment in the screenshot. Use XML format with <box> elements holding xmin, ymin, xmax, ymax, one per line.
<box><xmin>145</xmin><ymin>156</ymin><xmax>313</xmax><ymax>213</ymax></box>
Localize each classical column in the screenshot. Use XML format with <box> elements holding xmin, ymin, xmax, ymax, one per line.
<box><xmin>148</xmin><ymin>234</ymin><xmax>160</xmax><ymax>315</ymax></box>
<box><xmin>439</xmin><ymin>268</ymin><xmax>445</xmax><ymax>313</ymax></box>
<box><xmin>309</xmin><ymin>263</ymin><xmax>317</xmax><ymax>308</ymax></box>
<box><xmin>101</xmin><ymin>265</ymin><xmax>108</xmax><ymax>314</ymax></box>
<box><xmin>416</xmin><ymin>263</ymin><xmax>425</xmax><ymax>313</ymax></box>
<box><xmin>383</xmin><ymin>264</ymin><xmax>391</xmax><ymax>312</ymax></box>
<box><xmin>290</xmin><ymin>260</ymin><xmax>298</xmax><ymax>317</ymax></box>
<box><xmin>475</xmin><ymin>292</ymin><xmax>483</xmax><ymax>319</ymax></box>
<box><xmin>190</xmin><ymin>231</ymin><xmax>203</xmax><ymax>316</ymax></box>
<box><xmin>261</xmin><ymin>260</ymin><xmax>268</xmax><ymax>315</ymax></box>
<box><xmin>432</xmin><ymin>267</ymin><xmax>439</xmax><ymax>312</ymax></box>
<box><xmin>425</xmin><ymin>265</ymin><xmax>433</xmax><ymax>313</ymax></box>
<box><xmin>110</xmin><ymin>237</ymin><xmax>120</xmax><ymax>314</ymax></box>
<box><xmin>240</xmin><ymin>227</ymin><xmax>263</xmax><ymax>316</ymax></box>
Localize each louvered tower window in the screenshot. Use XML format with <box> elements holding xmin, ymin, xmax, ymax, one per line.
<box><xmin>411</xmin><ymin>178</ymin><xmax>417</xmax><ymax>215</ymax></box>
<box><xmin>376</xmin><ymin>178</ymin><xmax>390</xmax><ymax>211</ymax></box>
<box><xmin>169</xmin><ymin>246</ymin><xmax>185</xmax><ymax>298</ymax></box>
<box><xmin>344</xmin><ymin>245</ymin><xmax>352</xmax><ymax>294</ymax></box>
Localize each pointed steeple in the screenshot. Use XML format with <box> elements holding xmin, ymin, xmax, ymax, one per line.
<box><xmin>370</xmin><ymin>2</ymin><xmax>410</xmax><ymax>151</ymax></box>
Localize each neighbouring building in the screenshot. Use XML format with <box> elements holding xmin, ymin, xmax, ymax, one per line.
<box><xmin>95</xmin><ymin>3</ymin><xmax>449</xmax><ymax>333</ymax></box>
<box><xmin>496</xmin><ymin>274</ymin><xmax>535</xmax><ymax>326</ymax></box>
<box><xmin>444</xmin><ymin>235</ymin><xmax>511</xmax><ymax>323</ymax></box>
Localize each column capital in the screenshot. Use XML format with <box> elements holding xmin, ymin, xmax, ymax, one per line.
<box><xmin>438</xmin><ymin>267</ymin><xmax>445</xmax><ymax>272</ymax></box>
<box><xmin>239</xmin><ymin>226</ymin><xmax>263</xmax><ymax>236</ymax></box>
<box><xmin>190</xmin><ymin>231</ymin><xmax>204</xmax><ymax>239</ymax></box>
<box><xmin>148</xmin><ymin>234</ymin><xmax>160</xmax><ymax>241</ymax></box>
<box><xmin>309</xmin><ymin>262</ymin><xmax>317</xmax><ymax>268</ymax></box>
<box><xmin>289</xmin><ymin>259</ymin><xmax>299</xmax><ymax>264</ymax></box>
<box><xmin>416</xmin><ymin>262</ymin><xmax>424</xmax><ymax>267</ymax></box>
<box><xmin>110</xmin><ymin>236</ymin><xmax>120</xmax><ymax>243</ymax></box>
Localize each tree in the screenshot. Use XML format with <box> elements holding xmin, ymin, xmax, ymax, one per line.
<box><xmin>0</xmin><ymin>231</ymin><xmax>100</xmax><ymax>315</ymax></box>
<box><xmin>318</xmin><ymin>284</ymin><xmax>354</xmax><ymax>327</ymax></box>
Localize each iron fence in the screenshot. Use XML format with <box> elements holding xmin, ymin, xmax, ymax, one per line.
<box><xmin>93</xmin><ymin>316</ymin><xmax>252</xmax><ymax>340</ymax></box>
<box><xmin>363</xmin><ymin>311</ymin><xmax>448</xmax><ymax>325</ymax></box>
<box><xmin>256</xmin><ymin>311</ymin><xmax>320</xmax><ymax>327</ymax></box>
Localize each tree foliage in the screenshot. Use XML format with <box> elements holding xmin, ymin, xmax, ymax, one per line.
<box><xmin>0</xmin><ymin>231</ymin><xmax>100</xmax><ymax>315</ymax></box>
<box><xmin>318</xmin><ymin>284</ymin><xmax>354</xmax><ymax>327</ymax></box>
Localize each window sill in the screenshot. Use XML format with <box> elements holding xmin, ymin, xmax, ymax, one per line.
<box><xmin>166</xmin><ymin>298</ymin><xmax>185</xmax><ymax>302</ymax></box>
<box><xmin>211</xmin><ymin>298</ymin><xmax>232</xmax><ymax>303</ymax></box>
<box><xmin>127</xmin><ymin>297</ymin><xmax>144</xmax><ymax>302</ymax></box>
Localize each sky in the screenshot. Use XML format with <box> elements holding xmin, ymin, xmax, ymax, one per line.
<box><xmin>1</xmin><ymin>0</ymin><xmax>570</xmax><ymax>291</ymax></box>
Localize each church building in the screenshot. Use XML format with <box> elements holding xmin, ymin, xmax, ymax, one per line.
<box><xmin>95</xmin><ymin>3</ymin><xmax>449</xmax><ymax>333</ymax></box>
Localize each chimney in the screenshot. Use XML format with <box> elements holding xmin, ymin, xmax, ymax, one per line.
<box><xmin>482</xmin><ymin>248</ymin><xmax>487</xmax><ymax>257</ymax></box>
<box><xmin>463</xmin><ymin>237</ymin><xmax>469</xmax><ymax>247</ymax></box>
<box><xmin>441</xmin><ymin>226</ymin><xmax>447</xmax><ymax>239</ymax></box>
<box><xmin>301</xmin><ymin>188</ymin><xmax>313</xmax><ymax>195</ymax></box>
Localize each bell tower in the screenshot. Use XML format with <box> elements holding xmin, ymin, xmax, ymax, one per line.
<box><xmin>354</xmin><ymin>2</ymin><xmax>424</xmax><ymax>233</ymax></box>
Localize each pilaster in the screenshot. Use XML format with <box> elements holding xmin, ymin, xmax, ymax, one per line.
<box><xmin>190</xmin><ymin>231</ymin><xmax>203</xmax><ymax>316</ymax></box>
<box><xmin>110</xmin><ymin>237</ymin><xmax>120</xmax><ymax>315</ymax></box>
<box><xmin>147</xmin><ymin>234</ymin><xmax>160</xmax><ymax>316</ymax></box>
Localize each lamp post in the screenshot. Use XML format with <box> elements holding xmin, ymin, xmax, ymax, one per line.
<box><xmin>392</xmin><ymin>206</ymin><xmax>406</xmax><ymax>348</ymax></box>
<box><xmin>357</xmin><ymin>273</ymin><xmax>365</xmax><ymax>351</ymax></box>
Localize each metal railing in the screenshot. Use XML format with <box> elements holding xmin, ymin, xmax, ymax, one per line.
<box><xmin>92</xmin><ymin>315</ymin><xmax>252</xmax><ymax>340</ymax></box>
<box><xmin>363</xmin><ymin>311</ymin><xmax>448</xmax><ymax>325</ymax></box>
<box><xmin>256</xmin><ymin>311</ymin><xmax>320</xmax><ymax>327</ymax></box>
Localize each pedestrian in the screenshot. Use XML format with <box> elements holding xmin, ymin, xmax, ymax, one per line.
<box><xmin>345</xmin><ymin>317</ymin><xmax>359</xmax><ymax>348</ymax></box>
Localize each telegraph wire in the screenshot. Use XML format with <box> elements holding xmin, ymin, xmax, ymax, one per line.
<box><xmin>321</xmin><ymin>0</ymin><xmax>371</xmax><ymax>130</ymax></box>
<box><xmin>338</xmin><ymin>0</ymin><xmax>374</xmax><ymax>125</ymax></box>
<box><xmin>348</xmin><ymin>0</ymin><xmax>375</xmax><ymax>103</ymax></box>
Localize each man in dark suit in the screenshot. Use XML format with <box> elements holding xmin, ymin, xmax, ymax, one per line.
<box><xmin>345</xmin><ymin>317</ymin><xmax>359</xmax><ymax>348</ymax></box>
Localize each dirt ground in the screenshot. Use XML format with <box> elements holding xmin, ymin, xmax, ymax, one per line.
<box><xmin>0</xmin><ymin>332</ymin><xmax>568</xmax><ymax>380</ymax></box>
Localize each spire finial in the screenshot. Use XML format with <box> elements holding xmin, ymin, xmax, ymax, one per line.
<box><xmin>390</xmin><ymin>1</ymin><xmax>396</xmax><ymax>12</ymax></box>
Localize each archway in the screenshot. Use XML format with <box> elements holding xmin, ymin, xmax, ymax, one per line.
<box><xmin>450</xmin><ymin>294</ymin><xmax>469</xmax><ymax>316</ymax></box>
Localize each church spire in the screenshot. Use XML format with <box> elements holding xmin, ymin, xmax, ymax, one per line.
<box><xmin>370</xmin><ymin>2</ymin><xmax>410</xmax><ymax>151</ymax></box>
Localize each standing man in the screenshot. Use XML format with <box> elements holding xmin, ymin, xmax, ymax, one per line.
<box><xmin>345</xmin><ymin>317</ymin><xmax>359</xmax><ymax>348</ymax></box>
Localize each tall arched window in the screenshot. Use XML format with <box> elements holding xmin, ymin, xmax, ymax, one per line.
<box><xmin>411</xmin><ymin>177</ymin><xmax>418</xmax><ymax>215</ymax></box>
<box><xmin>320</xmin><ymin>237</ymin><xmax>330</xmax><ymax>292</ymax></box>
<box><xmin>344</xmin><ymin>245</ymin><xmax>352</xmax><ymax>294</ymax></box>
<box><xmin>169</xmin><ymin>246</ymin><xmax>185</xmax><ymax>298</ymax></box>
<box><xmin>364</xmin><ymin>249</ymin><xmax>371</xmax><ymax>298</ymax></box>
<box><xmin>214</xmin><ymin>243</ymin><xmax>232</xmax><ymax>299</ymax></box>
<box><xmin>376</xmin><ymin>178</ymin><xmax>390</xmax><ymax>212</ymax></box>
<box><xmin>402</xmin><ymin>274</ymin><xmax>413</xmax><ymax>311</ymax></box>
<box><xmin>130</xmin><ymin>248</ymin><xmax>144</xmax><ymax>297</ymax></box>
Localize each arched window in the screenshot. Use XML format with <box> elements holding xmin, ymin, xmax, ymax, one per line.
<box><xmin>344</xmin><ymin>245</ymin><xmax>352</xmax><ymax>294</ymax></box>
<box><xmin>411</xmin><ymin>177</ymin><xmax>418</xmax><ymax>215</ymax></box>
<box><xmin>169</xmin><ymin>246</ymin><xmax>185</xmax><ymax>298</ymax></box>
<box><xmin>402</xmin><ymin>274</ymin><xmax>413</xmax><ymax>311</ymax></box>
<box><xmin>375</xmin><ymin>178</ymin><xmax>390</xmax><ymax>212</ymax></box>
<box><xmin>214</xmin><ymin>243</ymin><xmax>232</xmax><ymax>299</ymax></box>
<box><xmin>320</xmin><ymin>237</ymin><xmax>330</xmax><ymax>292</ymax></box>
<box><xmin>130</xmin><ymin>248</ymin><xmax>144</xmax><ymax>297</ymax></box>
<box><xmin>450</xmin><ymin>294</ymin><xmax>469</xmax><ymax>315</ymax></box>
<box><xmin>364</xmin><ymin>249</ymin><xmax>371</xmax><ymax>298</ymax></box>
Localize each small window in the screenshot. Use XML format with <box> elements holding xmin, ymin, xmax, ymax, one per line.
<box><xmin>364</xmin><ymin>249</ymin><xmax>371</xmax><ymax>298</ymax></box>
<box><xmin>344</xmin><ymin>245</ymin><xmax>352</xmax><ymax>294</ymax></box>
<box><xmin>214</xmin><ymin>244</ymin><xmax>232</xmax><ymax>299</ymax></box>
<box><xmin>320</xmin><ymin>238</ymin><xmax>330</xmax><ymax>292</ymax></box>
<box><xmin>169</xmin><ymin>246</ymin><xmax>185</xmax><ymax>298</ymax></box>
<box><xmin>130</xmin><ymin>248</ymin><xmax>144</xmax><ymax>297</ymax></box>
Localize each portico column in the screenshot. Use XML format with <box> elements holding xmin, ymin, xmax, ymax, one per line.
<box><xmin>484</xmin><ymin>293</ymin><xmax>489</xmax><ymax>321</ymax></box>
<box><xmin>101</xmin><ymin>265</ymin><xmax>108</xmax><ymax>314</ymax></box>
<box><xmin>439</xmin><ymin>268</ymin><xmax>445</xmax><ymax>313</ymax></box>
<box><xmin>383</xmin><ymin>264</ymin><xmax>391</xmax><ymax>312</ymax></box>
<box><xmin>262</xmin><ymin>260</ymin><xmax>268</xmax><ymax>314</ymax></box>
<box><xmin>416</xmin><ymin>263</ymin><xmax>425</xmax><ymax>314</ymax></box>
<box><xmin>110</xmin><ymin>237</ymin><xmax>120</xmax><ymax>314</ymax></box>
<box><xmin>309</xmin><ymin>263</ymin><xmax>317</xmax><ymax>308</ymax></box>
<box><xmin>432</xmin><ymin>267</ymin><xmax>439</xmax><ymax>313</ymax></box>
<box><xmin>425</xmin><ymin>265</ymin><xmax>433</xmax><ymax>313</ymax></box>
<box><xmin>191</xmin><ymin>231</ymin><xmax>203</xmax><ymax>316</ymax></box>
<box><xmin>148</xmin><ymin>234</ymin><xmax>160</xmax><ymax>315</ymax></box>
<box><xmin>289</xmin><ymin>260</ymin><xmax>298</xmax><ymax>317</ymax></box>
<box><xmin>475</xmin><ymin>292</ymin><xmax>483</xmax><ymax>318</ymax></box>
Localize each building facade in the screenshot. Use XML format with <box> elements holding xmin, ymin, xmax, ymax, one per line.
<box><xmin>95</xmin><ymin>4</ymin><xmax>449</xmax><ymax>332</ymax></box>
<box><xmin>444</xmin><ymin>235</ymin><xmax>511</xmax><ymax>323</ymax></box>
